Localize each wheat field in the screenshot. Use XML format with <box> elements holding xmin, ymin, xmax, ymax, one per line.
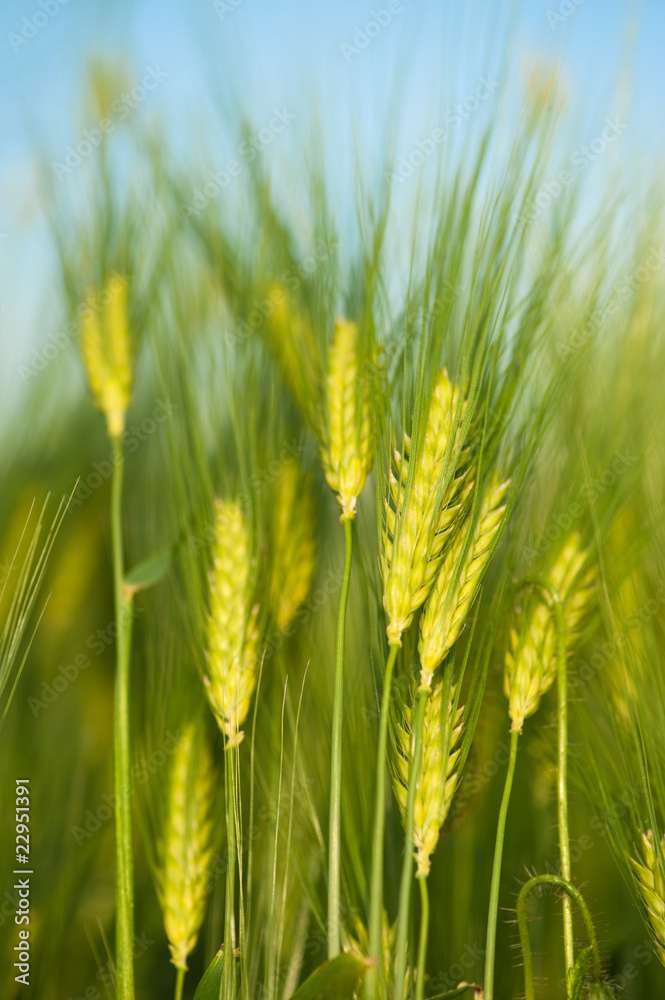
<box><xmin>2</xmin><ymin>3</ymin><xmax>665</xmax><ymax>999</ymax></box>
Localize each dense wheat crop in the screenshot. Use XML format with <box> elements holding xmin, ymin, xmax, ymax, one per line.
<box><xmin>2</xmin><ymin>3</ymin><xmax>665</xmax><ymax>998</ymax></box>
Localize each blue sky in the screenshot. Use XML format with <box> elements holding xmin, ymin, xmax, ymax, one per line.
<box><xmin>0</xmin><ymin>0</ymin><xmax>663</xmax><ymax>402</ymax></box>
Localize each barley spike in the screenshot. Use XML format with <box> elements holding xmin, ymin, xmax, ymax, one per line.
<box><xmin>270</xmin><ymin>463</ymin><xmax>316</xmax><ymax>632</ymax></box>
<box><xmin>81</xmin><ymin>273</ymin><xmax>132</xmax><ymax>437</ymax></box>
<box><xmin>630</xmin><ymin>830</ymin><xmax>665</xmax><ymax>965</ymax></box>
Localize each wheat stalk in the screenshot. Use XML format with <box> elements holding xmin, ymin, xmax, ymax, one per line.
<box><xmin>392</xmin><ymin>680</ymin><xmax>464</xmax><ymax>877</ymax></box>
<box><xmin>382</xmin><ymin>368</ymin><xmax>473</xmax><ymax>645</ymax></box>
<box><xmin>630</xmin><ymin>830</ymin><xmax>665</xmax><ymax>965</ymax></box>
<box><xmin>320</xmin><ymin>317</ymin><xmax>373</xmax><ymax>520</ymax></box>
<box><xmin>204</xmin><ymin>499</ymin><xmax>260</xmax><ymax>747</ymax></box>
<box><xmin>419</xmin><ymin>476</ymin><xmax>510</xmax><ymax>687</ymax></box>
<box><xmin>158</xmin><ymin>723</ymin><xmax>216</xmax><ymax>971</ymax></box>
<box><xmin>270</xmin><ymin>464</ymin><xmax>316</xmax><ymax>633</ymax></box>
<box><xmin>504</xmin><ymin>532</ymin><xmax>595</xmax><ymax>733</ymax></box>
<box><xmin>81</xmin><ymin>273</ymin><xmax>132</xmax><ymax>438</ymax></box>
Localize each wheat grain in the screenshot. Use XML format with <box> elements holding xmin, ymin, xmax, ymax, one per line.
<box><xmin>270</xmin><ymin>464</ymin><xmax>317</xmax><ymax>632</ymax></box>
<box><xmin>504</xmin><ymin>532</ymin><xmax>595</xmax><ymax>732</ymax></box>
<box><xmin>382</xmin><ymin>368</ymin><xmax>473</xmax><ymax>645</ymax></box>
<box><xmin>392</xmin><ymin>679</ymin><xmax>464</xmax><ymax>877</ymax></box>
<box><xmin>419</xmin><ymin>476</ymin><xmax>510</xmax><ymax>687</ymax></box>
<box><xmin>158</xmin><ymin>723</ymin><xmax>216</xmax><ymax>970</ymax></box>
<box><xmin>630</xmin><ymin>830</ymin><xmax>665</xmax><ymax>965</ymax></box>
<box><xmin>204</xmin><ymin>499</ymin><xmax>260</xmax><ymax>746</ymax></box>
<box><xmin>320</xmin><ymin>318</ymin><xmax>373</xmax><ymax>521</ymax></box>
<box><xmin>81</xmin><ymin>273</ymin><xmax>132</xmax><ymax>438</ymax></box>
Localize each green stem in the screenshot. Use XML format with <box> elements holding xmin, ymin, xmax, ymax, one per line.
<box><xmin>416</xmin><ymin>877</ymin><xmax>429</xmax><ymax>1000</ymax></box>
<box><xmin>516</xmin><ymin>874</ymin><xmax>601</xmax><ymax>1000</ymax></box>
<box><xmin>394</xmin><ymin>687</ymin><xmax>428</xmax><ymax>999</ymax></box>
<box><xmin>554</xmin><ymin>599</ymin><xmax>574</xmax><ymax>975</ymax></box>
<box><xmin>484</xmin><ymin>727</ymin><xmax>519</xmax><ymax>1000</ymax></box>
<box><xmin>111</xmin><ymin>433</ymin><xmax>135</xmax><ymax>1000</ymax></box>
<box><xmin>328</xmin><ymin>517</ymin><xmax>353</xmax><ymax>959</ymax></box>
<box><xmin>174</xmin><ymin>967</ymin><xmax>186</xmax><ymax>1000</ymax></box>
<box><xmin>367</xmin><ymin>641</ymin><xmax>399</xmax><ymax>1000</ymax></box>
<box><xmin>223</xmin><ymin>747</ymin><xmax>237</xmax><ymax>1000</ymax></box>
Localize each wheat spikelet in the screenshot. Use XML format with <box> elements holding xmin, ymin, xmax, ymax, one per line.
<box><xmin>263</xmin><ymin>284</ymin><xmax>323</xmax><ymax>433</ymax></box>
<box><xmin>158</xmin><ymin>724</ymin><xmax>216</xmax><ymax>970</ymax></box>
<box><xmin>320</xmin><ymin>318</ymin><xmax>373</xmax><ymax>520</ymax></box>
<box><xmin>419</xmin><ymin>476</ymin><xmax>510</xmax><ymax>686</ymax></box>
<box><xmin>81</xmin><ymin>273</ymin><xmax>132</xmax><ymax>437</ymax></box>
<box><xmin>504</xmin><ymin>532</ymin><xmax>595</xmax><ymax>732</ymax></box>
<box><xmin>630</xmin><ymin>830</ymin><xmax>665</xmax><ymax>965</ymax></box>
<box><xmin>382</xmin><ymin>368</ymin><xmax>473</xmax><ymax>645</ymax></box>
<box><xmin>270</xmin><ymin>463</ymin><xmax>316</xmax><ymax>632</ymax></box>
<box><xmin>205</xmin><ymin>499</ymin><xmax>260</xmax><ymax>746</ymax></box>
<box><xmin>391</xmin><ymin>680</ymin><xmax>464</xmax><ymax>877</ymax></box>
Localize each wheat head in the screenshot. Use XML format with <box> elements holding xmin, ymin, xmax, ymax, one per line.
<box><xmin>392</xmin><ymin>679</ymin><xmax>464</xmax><ymax>877</ymax></box>
<box><xmin>419</xmin><ymin>476</ymin><xmax>510</xmax><ymax>687</ymax></box>
<box><xmin>630</xmin><ymin>830</ymin><xmax>665</xmax><ymax>965</ymax></box>
<box><xmin>81</xmin><ymin>273</ymin><xmax>132</xmax><ymax>437</ymax></box>
<box><xmin>158</xmin><ymin>723</ymin><xmax>216</xmax><ymax>970</ymax></box>
<box><xmin>270</xmin><ymin>463</ymin><xmax>316</xmax><ymax>632</ymax></box>
<box><xmin>504</xmin><ymin>532</ymin><xmax>595</xmax><ymax>732</ymax></box>
<box><xmin>382</xmin><ymin>368</ymin><xmax>473</xmax><ymax>645</ymax></box>
<box><xmin>205</xmin><ymin>499</ymin><xmax>260</xmax><ymax>746</ymax></box>
<box><xmin>263</xmin><ymin>284</ymin><xmax>323</xmax><ymax>434</ymax></box>
<box><xmin>320</xmin><ymin>317</ymin><xmax>373</xmax><ymax>520</ymax></box>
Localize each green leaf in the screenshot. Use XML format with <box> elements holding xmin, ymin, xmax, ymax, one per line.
<box><xmin>193</xmin><ymin>947</ymin><xmax>224</xmax><ymax>1000</ymax></box>
<box><xmin>288</xmin><ymin>953</ymin><xmax>372</xmax><ymax>1000</ymax></box>
<box><xmin>124</xmin><ymin>548</ymin><xmax>171</xmax><ymax>592</ymax></box>
<box><xmin>567</xmin><ymin>946</ymin><xmax>592</xmax><ymax>1000</ymax></box>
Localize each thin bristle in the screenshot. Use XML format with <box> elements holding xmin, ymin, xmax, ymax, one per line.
<box><xmin>205</xmin><ymin>499</ymin><xmax>260</xmax><ymax>746</ymax></box>
<box><xmin>419</xmin><ymin>476</ymin><xmax>510</xmax><ymax>686</ymax></box>
<box><xmin>159</xmin><ymin>724</ymin><xmax>216</xmax><ymax>970</ymax></box>
<box><xmin>320</xmin><ymin>317</ymin><xmax>373</xmax><ymax>520</ymax></box>
<box><xmin>382</xmin><ymin>368</ymin><xmax>473</xmax><ymax>645</ymax></box>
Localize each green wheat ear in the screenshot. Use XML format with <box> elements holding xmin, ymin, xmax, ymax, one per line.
<box><xmin>419</xmin><ymin>475</ymin><xmax>510</xmax><ymax>687</ymax></box>
<box><xmin>204</xmin><ymin>499</ymin><xmax>260</xmax><ymax>747</ymax></box>
<box><xmin>382</xmin><ymin>367</ymin><xmax>473</xmax><ymax>646</ymax></box>
<box><xmin>270</xmin><ymin>462</ymin><xmax>317</xmax><ymax>632</ymax></box>
<box><xmin>504</xmin><ymin>532</ymin><xmax>595</xmax><ymax>733</ymax></box>
<box><xmin>158</xmin><ymin>723</ymin><xmax>216</xmax><ymax>971</ymax></box>
<box><xmin>320</xmin><ymin>317</ymin><xmax>373</xmax><ymax>521</ymax></box>
<box><xmin>391</xmin><ymin>679</ymin><xmax>464</xmax><ymax>877</ymax></box>
<box><xmin>630</xmin><ymin>830</ymin><xmax>665</xmax><ymax>966</ymax></box>
<box><xmin>80</xmin><ymin>273</ymin><xmax>132</xmax><ymax>437</ymax></box>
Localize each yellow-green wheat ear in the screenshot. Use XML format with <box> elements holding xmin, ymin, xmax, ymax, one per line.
<box><xmin>270</xmin><ymin>463</ymin><xmax>317</xmax><ymax>632</ymax></box>
<box><xmin>204</xmin><ymin>499</ymin><xmax>260</xmax><ymax>747</ymax></box>
<box><xmin>503</xmin><ymin>532</ymin><xmax>595</xmax><ymax>733</ymax></box>
<box><xmin>80</xmin><ymin>273</ymin><xmax>132</xmax><ymax>437</ymax></box>
<box><xmin>382</xmin><ymin>367</ymin><xmax>473</xmax><ymax>645</ymax></box>
<box><xmin>320</xmin><ymin>317</ymin><xmax>373</xmax><ymax>521</ymax></box>
<box><xmin>419</xmin><ymin>476</ymin><xmax>510</xmax><ymax>687</ymax></box>
<box><xmin>391</xmin><ymin>680</ymin><xmax>464</xmax><ymax>877</ymax></box>
<box><xmin>158</xmin><ymin>724</ymin><xmax>216</xmax><ymax>971</ymax></box>
<box><xmin>630</xmin><ymin>830</ymin><xmax>665</xmax><ymax>965</ymax></box>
